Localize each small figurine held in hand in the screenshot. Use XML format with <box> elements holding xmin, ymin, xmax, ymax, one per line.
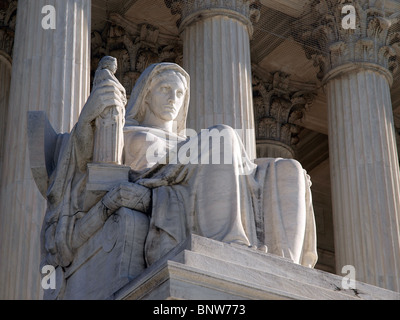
<box><xmin>92</xmin><ymin>56</ymin><xmax>127</xmax><ymax>165</ymax></box>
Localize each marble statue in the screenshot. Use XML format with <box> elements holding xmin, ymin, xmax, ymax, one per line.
<box><xmin>39</xmin><ymin>61</ymin><xmax>318</xmax><ymax>286</ymax></box>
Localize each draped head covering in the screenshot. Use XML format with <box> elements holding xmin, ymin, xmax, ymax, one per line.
<box><xmin>125</xmin><ymin>63</ymin><xmax>190</xmax><ymax>137</ymax></box>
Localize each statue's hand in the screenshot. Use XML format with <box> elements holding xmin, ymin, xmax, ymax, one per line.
<box><xmin>80</xmin><ymin>79</ymin><xmax>127</xmax><ymax>124</ymax></box>
<box><xmin>102</xmin><ymin>182</ymin><xmax>151</xmax><ymax>215</ymax></box>
<box><xmin>74</xmin><ymin>78</ymin><xmax>127</xmax><ymax>170</ymax></box>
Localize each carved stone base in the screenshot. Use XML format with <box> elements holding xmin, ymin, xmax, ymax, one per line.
<box><xmin>113</xmin><ymin>234</ymin><xmax>400</xmax><ymax>300</ymax></box>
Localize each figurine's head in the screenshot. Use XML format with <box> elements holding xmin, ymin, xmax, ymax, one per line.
<box><xmin>97</xmin><ymin>56</ymin><xmax>118</xmax><ymax>74</ymax></box>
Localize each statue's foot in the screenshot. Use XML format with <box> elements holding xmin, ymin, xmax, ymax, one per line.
<box><xmin>257</xmin><ymin>244</ymin><xmax>268</xmax><ymax>253</ymax></box>
<box><xmin>229</xmin><ymin>239</ymin><xmax>249</xmax><ymax>247</ymax></box>
<box><xmin>248</xmin><ymin>244</ymin><xmax>268</xmax><ymax>253</ymax></box>
<box><xmin>229</xmin><ymin>240</ymin><xmax>268</xmax><ymax>253</ymax></box>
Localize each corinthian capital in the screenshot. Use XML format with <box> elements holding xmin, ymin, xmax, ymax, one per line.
<box><xmin>295</xmin><ymin>0</ymin><xmax>400</xmax><ymax>82</ymax></box>
<box><xmin>0</xmin><ymin>0</ymin><xmax>17</xmax><ymax>59</ymax></box>
<box><xmin>252</xmin><ymin>71</ymin><xmax>315</xmax><ymax>155</ymax></box>
<box><xmin>164</xmin><ymin>0</ymin><xmax>261</xmax><ymax>33</ymax></box>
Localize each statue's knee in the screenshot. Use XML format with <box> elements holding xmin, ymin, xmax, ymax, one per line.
<box><xmin>275</xmin><ymin>159</ymin><xmax>304</xmax><ymax>176</ymax></box>
<box><xmin>210</xmin><ymin>124</ymin><xmax>231</xmax><ymax>131</ymax></box>
<box><xmin>208</xmin><ymin>124</ymin><xmax>235</xmax><ymax>134</ymax></box>
<box><xmin>204</xmin><ymin>124</ymin><xmax>238</xmax><ymax>146</ymax></box>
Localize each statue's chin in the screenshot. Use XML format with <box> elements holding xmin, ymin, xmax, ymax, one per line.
<box><xmin>158</xmin><ymin>112</ymin><xmax>178</xmax><ymax>122</ymax></box>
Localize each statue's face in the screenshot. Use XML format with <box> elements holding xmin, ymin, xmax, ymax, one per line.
<box><xmin>112</xmin><ymin>61</ymin><xmax>117</xmax><ymax>74</ymax></box>
<box><xmin>147</xmin><ymin>72</ymin><xmax>186</xmax><ymax>122</ymax></box>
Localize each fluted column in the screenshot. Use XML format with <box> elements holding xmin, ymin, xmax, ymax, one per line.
<box><xmin>326</xmin><ymin>64</ymin><xmax>400</xmax><ymax>291</ymax></box>
<box><xmin>300</xmin><ymin>0</ymin><xmax>400</xmax><ymax>291</ymax></box>
<box><xmin>0</xmin><ymin>0</ymin><xmax>91</xmax><ymax>299</ymax></box>
<box><xmin>166</xmin><ymin>0</ymin><xmax>261</xmax><ymax>160</ymax></box>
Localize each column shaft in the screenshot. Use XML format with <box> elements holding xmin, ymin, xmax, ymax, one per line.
<box><xmin>326</xmin><ymin>67</ymin><xmax>400</xmax><ymax>291</ymax></box>
<box><xmin>0</xmin><ymin>0</ymin><xmax>91</xmax><ymax>299</ymax></box>
<box><xmin>182</xmin><ymin>12</ymin><xmax>256</xmax><ymax>159</ymax></box>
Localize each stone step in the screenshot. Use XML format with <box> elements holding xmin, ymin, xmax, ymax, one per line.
<box><xmin>175</xmin><ymin>250</ymin><xmax>354</xmax><ymax>299</ymax></box>
<box><xmin>114</xmin><ymin>234</ymin><xmax>400</xmax><ymax>300</ymax></box>
<box><xmin>175</xmin><ymin>234</ymin><xmax>400</xmax><ymax>300</ymax></box>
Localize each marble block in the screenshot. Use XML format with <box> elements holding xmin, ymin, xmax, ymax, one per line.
<box><xmin>86</xmin><ymin>163</ymin><xmax>131</xmax><ymax>192</ymax></box>
<box><xmin>113</xmin><ymin>234</ymin><xmax>400</xmax><ymax>300</ymax></box>
<box><xmin>83</xmin><ymin>163</ymin><xmax>131</xmax><ymax>211</ymax></box>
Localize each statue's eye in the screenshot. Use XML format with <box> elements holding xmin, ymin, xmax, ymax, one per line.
<box><xmin>160</xmin><ymin>86</ymin><xmax>169</xmax><ymax>93</ymax></box>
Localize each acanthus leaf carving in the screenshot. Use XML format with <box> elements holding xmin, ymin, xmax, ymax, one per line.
<box><xmin>295</xmin><ymin>0</ymin><xmax>400</xmax><ymax>81</ymax></box>
<box><xmin>252</xmin><ymin>69</ymin><xmax>316</xmax><ymax>151</ymax></box>
<box><xmin>91</xmin><ymin>13</ymin><xmax>183</xmax><ymax>97</ymax></box>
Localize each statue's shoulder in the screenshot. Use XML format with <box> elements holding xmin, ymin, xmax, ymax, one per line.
<box><xmin>124</xmin><ymin>125</ymin><xmax>152</xmax><ymax>141</ymax></box>
<box><xmin>94</xmin><ymin>68</ymin><xmax>113</xmax><ymax>79</ymax></box>
<box><xmin>123</xmin><ymin>126</ymin><xmax>160</xmax><ymax>156</ymax></box>
<box><xmin>124</xmin><ymin>125</ymin><xmax>170</xmax><ymax>141</ymax></box>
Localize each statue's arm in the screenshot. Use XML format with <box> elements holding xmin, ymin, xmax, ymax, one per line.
<box><xmin>71</xmin><ymin>182</ymin><xmax>151</xmax><ymax>250</ymax></box>
<box><xmin>74</xmin><ymin>79</ymin><xmax>127</xmax><ymax>168</ymax></box>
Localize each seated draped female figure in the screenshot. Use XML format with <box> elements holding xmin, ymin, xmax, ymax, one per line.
<box><xmin>41</xmin><ymin>62</ymin><xmax>318</xmax><ymax>271</ymax></box>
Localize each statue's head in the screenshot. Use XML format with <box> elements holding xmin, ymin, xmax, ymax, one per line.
<box><xmin>125</xmin><ymin>63</ymin><xmax>190</xmax><ymax>136</ymax></box>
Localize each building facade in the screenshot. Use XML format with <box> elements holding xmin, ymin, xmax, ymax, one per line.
<box><xmin>0</xmin><ymin>0</ymin><xmax>399</xmax><ymax>299</ymax></box>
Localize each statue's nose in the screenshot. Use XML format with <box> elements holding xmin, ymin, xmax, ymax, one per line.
<box><xmin>168</xmin><ymin>94</ymin><xmax>176</xmax><ymax>104</ymax></box>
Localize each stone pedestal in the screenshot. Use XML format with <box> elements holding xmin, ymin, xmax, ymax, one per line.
<box><xmin>0</xmin><ymin>0</ymin><xmax>91</xmax><ymax>299</ymax></box>
<box><xmin>113</xmin><ymin>234</ymin><xmax>400</xmax><ymax>300</ymax></box>
<box><xmin>170</xmin><ymin>0</ymin><xmax>261</xmax><ymax>160</ymax></box>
